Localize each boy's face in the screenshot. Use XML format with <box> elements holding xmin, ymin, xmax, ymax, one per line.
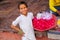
<box><xmin>19</xmin><ymin>4</ymin><xmax>28</xmax><ymax>15</ymax></box>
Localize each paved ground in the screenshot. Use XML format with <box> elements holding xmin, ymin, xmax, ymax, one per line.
<box><xmin>0</xmin><ymin>32</ymin><xmax>54</xmax><ymax>40</ymax></box>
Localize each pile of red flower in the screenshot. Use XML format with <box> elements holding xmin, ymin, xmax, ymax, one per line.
<box><xmin>32</xmin><ymin>13</ymin><xmax>57</xmax><ymax>31</ymax></box>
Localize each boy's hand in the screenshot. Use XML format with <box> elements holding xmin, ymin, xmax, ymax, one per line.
<box><xmin>18</xmin><ymin>30</ymin><xmax>24</xmax><ymax>36</ymax></box>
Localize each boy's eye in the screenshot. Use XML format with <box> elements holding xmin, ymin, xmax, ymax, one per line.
<box><xmin>20</xmin><ymin>7</ymin><xmax>27</xmax><ymax>9</ymax></box>
<box><xmin>24</xmin><ymin>7</ymin><xmax>27</xmax><ymax>9</ymax></box>
<box><xmin>20</xmin><ymin>8</ymin><xmax>23</xmax><ymax>9</ymax></box>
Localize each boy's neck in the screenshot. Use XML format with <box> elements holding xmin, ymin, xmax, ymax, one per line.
<box><xmin>24</xmin><ymin>14</ymin><xmax>27</xmax><ymax>16</ymax></box>
<box><xmin>21</xmin><ymin>13</ymin><xmax>28</xmax><ymax>16</ymax></box>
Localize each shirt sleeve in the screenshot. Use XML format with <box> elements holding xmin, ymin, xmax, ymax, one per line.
<box><xmin>29</xmin><ymin>12</ymin><xmax>34</xmax><ymax>19</ymax></box>
<box><xmin>12</xmin><ymin>16</ymin><xmax>20</xmax><ymax>26</ymax></box>
<box><xmin>49</xmin><ymin>0</ymin><xmax>57</xmax><ymax>12</ymax></box>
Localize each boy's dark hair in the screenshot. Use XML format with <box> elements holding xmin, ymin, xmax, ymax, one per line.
<box><xmin>18</xmin><ymin>1</ymin><xmax>28</xmax><ymax>9</ymax></box>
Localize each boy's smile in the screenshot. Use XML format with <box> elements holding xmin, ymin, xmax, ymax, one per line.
<box><xmin>19</xmin><ymin>4</ymin><xmax>28</xmax><ymax>16</ymax></box>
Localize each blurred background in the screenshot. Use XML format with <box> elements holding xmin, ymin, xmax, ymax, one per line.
<box><xmin>0</xmin><ymin>0</ymin><xmax>48</xmax><ymax>31</ymax></box>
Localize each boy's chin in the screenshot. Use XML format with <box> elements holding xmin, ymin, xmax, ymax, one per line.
<box><xmin>23</xmin><ymin>12</ymin><xmax>27</xmax><ymax>14</ymax></box>
<box><xmin>22</xmin><ymin>13</ymin><xmax>27</xmax><ymax>16</ymax></box>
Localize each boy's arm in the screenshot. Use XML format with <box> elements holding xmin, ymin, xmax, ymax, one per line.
<box><xmin>11</xmin><ymin>16</ymin><xmax>21</xmax><ymax>32</ymax></box>
<box><xmin>11</xmin><ymin>25</ymin><xmax>20</xmax><ymax>32</ymax></box>
<box><xmin>11</xmin><ymin>25</ymin><xmax>24</xmax><ymax>36</ymax></box>
<box><xmin>11</xmin><ymin>16</ymin><xmax>24</xmax><ymax>35</ymax></box>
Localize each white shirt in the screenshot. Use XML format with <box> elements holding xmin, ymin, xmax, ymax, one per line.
<box><xmin>12</xmin><ymin>12</ymin><xmax>36</xmax><ymax>40</ymax></box>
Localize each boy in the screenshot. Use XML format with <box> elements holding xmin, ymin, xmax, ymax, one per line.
<box><xmin>11</xmin><ymin>1</ymin><xmax>36</xmax><ymax>40</ymax></box>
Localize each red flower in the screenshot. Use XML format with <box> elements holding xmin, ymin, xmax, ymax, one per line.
<box><xmin>32</xmin><ymin>15</ymin><xmax>57</xmax><ymax>31</ymax></box>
